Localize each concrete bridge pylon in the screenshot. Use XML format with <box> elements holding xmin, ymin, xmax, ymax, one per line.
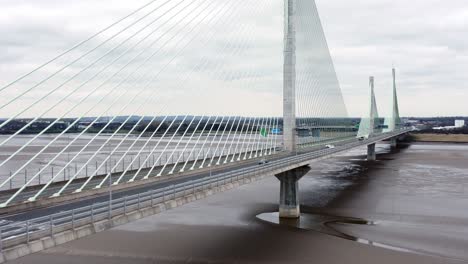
<box><xmin>283</xmin><ymin>0</ymin><xmax>297</xmax><ymax>153</ymax></box>
<box><xmin>357</xmin><ymin>76</ymin><xmax>380</xmax><ymax>139</ymax></box>
<box><xmin>384</xmin><ymin>68</ymin><xmax>402</xmax><ymax>133</ymax></box>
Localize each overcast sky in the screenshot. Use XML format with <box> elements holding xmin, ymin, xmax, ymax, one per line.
<box><xmin>316</xmin><ymin>0</ymin><xmax>468</xmax><ymax>117</ymax></box>
<box><xmin>0</xmin><ymin>0</ymin><xmax>466</xmax><ymax>118</ymax></box>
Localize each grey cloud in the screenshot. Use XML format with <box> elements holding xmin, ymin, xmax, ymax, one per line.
<box><xmin>0</xmin><ymin>0</ymin><xmax>466</xmax><ymax>118</ymax></box>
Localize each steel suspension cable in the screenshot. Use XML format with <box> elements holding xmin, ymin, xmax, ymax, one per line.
<box><xmin>0</xmin><ymin>0</ymin><xmax>212</xmax><ymax>191</ymax></box>
<box><xmin>0</xmin><ymin>0</ymin><xmax>178</xmax><ymax>115</ymax></box>
<box><xmin>0</xmin><ymin>0</ymin><xmax>164</xmax><ymax>93</ymax></box>
<box><xmin>221</xmin><ymin>116</ymin><xmax>245</xmax><ymax>164</ymax></box>
<box><xmin>0</xmin><ymin>0</ymin><xmax>202</xmax><ymax>178</ymax></box>
<box><xmin>21</xmin><ymin>0</ymin><xmax>226</xmax><ymax>202</ymax></box>
<box><xmin>119</xmin><ymin>0</ymin><xmax>255</xmax><ymax>182</ymax></box>
<box><xmin>213</xmin><ymin>116</ymin><xmax>238</xmax><ymax>166</ymax></box>
<box><xmin>53</xmin><ymin>0</ymin><xmax>230</xmax><ymax>193</ymax></box>
<box><xmin>155</xmin><ymin>116</ymin><xmax>197</xmax><ymax>177</ymax></box>
<box><xmin>168</xmin><ymin>116</ymin><xmax>207</xmax><ymax>174</ymax></box>
<box><xmin>179</xmin><ymin>116</ymin><xmax>213</xmax><ymax>172</ymax></box>
<box><xmin>0</xmin><ymin>0</ymin><xmax>194</xmax><ymax>146</ymax></box>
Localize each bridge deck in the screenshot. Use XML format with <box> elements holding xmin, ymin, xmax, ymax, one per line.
<box><xmin>0</xmin><ymin>129</ymin><xmax>409</xmax><ymax>222</ymax></box>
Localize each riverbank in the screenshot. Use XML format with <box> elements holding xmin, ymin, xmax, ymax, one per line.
<box><xmin>409</xmin><ymin>133</ymin><xmax>468</xmax><ymax>143</ymax></box>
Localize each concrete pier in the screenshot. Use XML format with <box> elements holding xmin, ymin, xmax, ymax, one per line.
<box><xmin>367</xmin><ymin>143</ymin><xmax>376</xmax><ymax>161</ymax></box>
<box><xmin>390</xmin><ymin>137</ymin><xmax>398</xmax><ymax>148</ymax></box>
<box><xmin>275</xmin><ymin>165</ymin><xmax>311</xmax><ymax>218</ymax></box>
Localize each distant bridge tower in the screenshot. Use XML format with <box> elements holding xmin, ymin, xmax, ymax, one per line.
<box><xmin>357</xmin><ymin>76</ymin><xmax>380</xmax><ymax>138</ymax></box>
<box><xmin>283</xmin><ymin>0</ymin><xmax>297</xmax><ymax>152</ymax></box>
<box><xmin>384</xmin><ymin>68</ymin><xmax>402</xmax><ymax>132</ymax></box>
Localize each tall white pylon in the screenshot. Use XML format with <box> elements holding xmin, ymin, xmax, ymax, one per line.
<box><xmin>357</xmin><ymin>76</ymin><xmax>380</xmax><ymax>138</ymax></box>
<box><xmin>283</xmin><ymin>0</ymin><xmax>297</xmax><ymax>152</ymax></box>
<box><xmin>384</xmin><ymin>68</ymin><xmax>401</xmax><ymax>132</ymax></box>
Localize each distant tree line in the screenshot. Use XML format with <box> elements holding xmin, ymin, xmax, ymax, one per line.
<box><xmin>0</xmin><ymin>116</ymin><xmax>382</xmax><ymax>135</ymax></box>
<box><xmin>0</xmin><ymin>117</ymin><xmax>275</xmax><ymax>135</ymax></box>
<box><xmin>0</xmin><ymin>119</ymin><xmax>139</xmax><ymax>135</ymax></box>
<box><xmin>134</xmin><ymin>118</ymin><xmax>270</xmax><ymax>136</ymax></box>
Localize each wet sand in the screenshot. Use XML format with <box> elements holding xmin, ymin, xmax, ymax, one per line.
<box><xmin>8</xmin><ymin>143</ymin><xmax>468</xmax><ymax>263</ymax></box>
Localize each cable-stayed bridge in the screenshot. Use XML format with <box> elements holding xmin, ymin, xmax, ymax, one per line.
<box><xmin>0</xmin><ymin>0</ymin><xmax>409</xmax><ymax>260</ymax></box>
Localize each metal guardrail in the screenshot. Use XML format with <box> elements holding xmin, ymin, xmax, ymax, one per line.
<box><xmin>0</xmin><ymin>129</ymin><xmax>410</xmax><ymax>251</ymax></box>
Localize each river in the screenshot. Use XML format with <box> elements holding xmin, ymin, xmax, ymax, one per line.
<box><xmin>8</xmin><ymin>142</ymin><xmax>468</xmax><ymax>263</ymax></box>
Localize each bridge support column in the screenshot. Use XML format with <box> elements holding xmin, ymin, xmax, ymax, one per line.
<box><xmin>275</xmin><ymin>166</ymin><xmax>310</xmax><ymax>218</ymax></box>
<box><xmin>390</xmin><ymin>137</ymin><xmax>398</xmax><ymax>148</ymax></box>
<box><xmin>367</xmin><ymin>143</ymin><xmax>376</xmax><ymax>161</ymax></box>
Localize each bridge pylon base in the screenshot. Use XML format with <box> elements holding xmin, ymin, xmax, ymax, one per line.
<box><xmin>390</xmin><ymin>137</ymin><xmax>398</xmax><ymax>148</ymax></box>
<box><xmin>275</xmin><ymin>166</ymin><xmax>311</xmax><ymax>218</ymax></box>
<box><xmin>367</xmin><ymin>143</ymin><xmax>376</xmax><ymax>161</ymax></box>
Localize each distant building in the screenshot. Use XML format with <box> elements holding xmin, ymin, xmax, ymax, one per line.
<box><xmin>405</xmin><ymin>119</ymin><xmax>420</xmax><ymax>124</ymax></box>
<box><xmin>433</xmin><ymin>120</ymin><xmax>465</xmax><ymax>130</ymax></box>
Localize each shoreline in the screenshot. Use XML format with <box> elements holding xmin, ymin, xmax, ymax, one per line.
<box><xmin>408</xmin><ymin>141</ymin><xmax>468</xmax><ymax>145</ymax></box>
<box><xmin>408</xmin><ymin>133</ymin><xmax>468</xmax><ymax>144</ymax></box>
